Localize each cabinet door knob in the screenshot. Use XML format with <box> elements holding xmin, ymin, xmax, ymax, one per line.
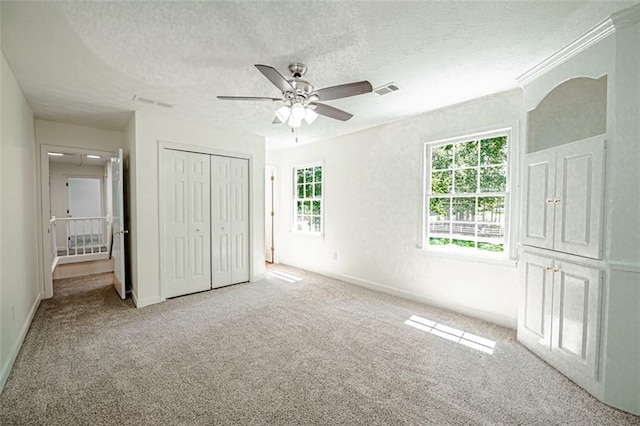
<box><xmin>545</xmin><ymin>266</ymin><xmax>553</xmax><ymax>271</ymax></box>
<box><xmin>554</xmin><ymin>198</ymin><xmax>561</xmax><ymax>204</ymax></box>
<box><xmin>553</xmin><ymin>267</ymin><xmax>560</xmax><ymax>273</ymax></box>
<box><xmin>546</xmin><ymin>198</ymin><xmax>554</xmax><ymax>204</ymax></box>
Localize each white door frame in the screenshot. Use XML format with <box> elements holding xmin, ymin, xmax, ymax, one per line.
<box><xmin>158</xmin><ymin>141</ymin><xmax>254</xmax><ymax>301</ymax></box>
<box><xmin>265</xmin><ymin>164</ymin><xmax>278</xmax><ymax>264</ymax></box>
<box><xmin>39</xmin><ymin>145</ymin><xmax>114</xmax><ymax>298</ymax></box>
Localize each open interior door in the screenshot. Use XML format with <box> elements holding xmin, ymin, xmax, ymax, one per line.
<box><xmin>111</xmin><ymin>148</ymin><xmax>127</xmax><ymax>299</ymax></box>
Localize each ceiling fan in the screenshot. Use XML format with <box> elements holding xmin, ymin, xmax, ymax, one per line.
<box><xmin>217</xmin><ymin>63</ymin><xmax>373</xmax><ymax>128</ymax></box>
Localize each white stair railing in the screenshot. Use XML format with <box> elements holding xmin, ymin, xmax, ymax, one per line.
<box><xmin>50</xmin><ymin>217</ymin><xmax>110</xmax><ymax>266</ymax></box>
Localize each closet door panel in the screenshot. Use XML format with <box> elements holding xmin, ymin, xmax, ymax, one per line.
<box><xmin>164</xmin><ymin>150</ymin><xmax>191</xmax><ymax>298</ymax></box>
<box><xmin>211</xmin><ymin>156</ymin><xmax>232</xmax><ymax>287</ymax></box>
<box><xmin>188</xmin><ymin>153</ymin><xmax>212</xmax><ymax>293</ymax></box>
<box><xmin>230</xmin><ymin>158</ymin><xmax>250</xmax><ymax>284</ymax></box>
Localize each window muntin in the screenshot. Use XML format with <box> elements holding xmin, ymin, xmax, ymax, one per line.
<box><xmin>294</xmin><ymin>164</ymin><xmax>322</xmax><ymax>233</ymax></box>
<box><xmin>426</xmin><ymin>135</ymin><xmax>508</xmax><ymax>254</ymax></box>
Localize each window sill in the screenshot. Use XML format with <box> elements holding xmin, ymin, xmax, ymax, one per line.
<box><xmin>418</xmin><ymin>245</ymin><xmax>517</xmax><ymax>267</ymax></box>
<box><xmin>291</xmin><ymin>230</ymin><xmax>324</xmax><ymax>238</ymax></box>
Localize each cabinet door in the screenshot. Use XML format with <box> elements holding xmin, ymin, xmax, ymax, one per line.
<box><xmin>517</xmin><ymin>253</ymin><xmax>554</xmax><ymax>352</ymax></box>
<box><xmin>521</xmin><ymin>151</ymin><xmax>556</xmax><ymax>250</ymax></box>
<box><xmin>553</xmin><ymin>137</ymin><xmax>605</xmax><ymax>259</ymax></box>
<box><xmin>551</xmin><ymin>260</ymin><xmax>602</xmax><ymax>380</ymax></box>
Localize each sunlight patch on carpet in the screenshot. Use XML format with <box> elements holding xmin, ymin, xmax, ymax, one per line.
<box><xmin>268</xmin><ymin>270</ymin><xmax>303</xmax><ymax>283</ymax></box>
<box><xmin>405</xmin><ymin>314</ymin><xmax>496</xmax><ymax>355</ymax></box>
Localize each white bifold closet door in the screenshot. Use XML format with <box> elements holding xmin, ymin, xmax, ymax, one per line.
<box><xmin>164</xmin><ymin>150</ymin><xmax>249</xmax><ymax>298</ymax></box>
<box><xmin>164</xmin><ymin>150</ymin><xmax>212</xmax><ymax>298</ymax></box>
<box><xmin>211</xmin><ymin>156</ymin><xmax>249</xmax><ymax>288</ymax></box>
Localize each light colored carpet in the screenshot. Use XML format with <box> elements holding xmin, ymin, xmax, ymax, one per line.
<box><xmin>1</xmin><ymin>266</ymin><xmax>638</xmax><ymax>425</ymax></box>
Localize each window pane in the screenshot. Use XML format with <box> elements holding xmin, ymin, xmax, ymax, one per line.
<box><xmin>314</xmin><ymin>183</ymin><xmax>322</xmax><ymax>197</ymax></box>
<box><xmin>312</xmin><ymin>200</ymin><xmax>321</xmax><ymax>215</ymax></box>
<box><xmin>431</xmin><ymin>144</ymin><xmax>453</xmax><ymax>170</ymax></box>
<box><xmin>480</xmin><ymin>136</ymin><xmax>507</xmax><ymax>165</ymax></box>
<box><xmin>431</xmin><ymin>170</ymin><xmax>452</xmax><ymax>194</ymax></box>
<box><xmin>452</xmin><ymin>238</ymin><xmax>476</xmax><ymax>249</ymax></box>
<box><xmin>296</xmin><ymin>201</ymin><xmax>303</xmax><ymax>214</ymax></box>
<box><xmin>312</xmin><ymin>216</ymin><xmax>321</xmax><ymax>232</ymax></box>
<box><xmin>303</xmin><ymin>200</ymin><xmax>312</xmax><ymax>214</ymax></box>
<box><xmin>480</xmin><ymin>166</ymin><xmax>506</xmax><ymax>192</ymax></box>
<box><xmin>304</xmin><ymin>167</ymin><xmax>313</xmax><ymax>183</ymax></box>
<box><xmin>478</xmin><ymin>242</ymin><xmax>504</xmax><ymax>252</ymax></box>
<box><xmin>305</xmin><ymin>184</ymin><xmax>313</xmax><ymax>198</ymax></box>
<box><xmin>477</xmin><ymin>196</ymin><xmax>505</xmax><ymax>223</ymax></box>
<box><xmin>454</xmin><ymin>168</ymin><xmax>478</xmax><ymax>194</ymax></box>
<box><xmin>429</xmin><ymin>197</ymin><xmax>450</xmax><ymax>221</ymax></box>
<box><xmin>429</xmin><ymin>237</ymin><xmax>451</xmax><ymax>246</ymax></box>
<box><xmin>429</xmin><ymin>221</ymin><xmax>451</xmax><ymax>239</ymax></box>
<box><xmin>297</xmin><ymin>184</ymin><xmax>304</xmax><ymax>199</ymax></box>
<box><xmin>451</xmin><ymin>197</ymin><xmax>475</xmax><ymax>222</ymax></box>
<box><xmin>297</xmin><ymin>169</ymin><xmax>304</xmax><ymax>184</ymax></box>
<box><xmin>478</xmin><ymin>224</ymin><xmax>505</xmax><ymax>239</ymax></box>
<box><xmin>314</xmin><ymin>166</ymin><xmax>322</xmax><ymax>182</ymax></box>
<box><xmin>454</xmin><ymin>141</ymin><xmax>478</xmax><ymax>168</ymax></box>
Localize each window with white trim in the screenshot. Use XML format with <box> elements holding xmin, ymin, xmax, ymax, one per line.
<box><xmin>293</xmin><ymin>163</ymin><xmax>322</xmax><ymax>233</ymax></box>
<box><xmin>424</xmin><ymin>133</ymin><xmax>509</xmax><ymax>254</ymax></box>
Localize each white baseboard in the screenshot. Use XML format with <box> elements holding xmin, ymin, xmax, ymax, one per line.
<box><xmin>323</xmin><ymin>271</ymin><xmax>516</xmax><ymax>329</ymax></box>
<box><xmin>131</xmin><ymin>290</ymin><xmax>163</xmax><ymax>308</ymax></box>
<box><xmin>0</xmin><ymin>293</ymin><xmax>41</xmax><ymax>393</ymax></box>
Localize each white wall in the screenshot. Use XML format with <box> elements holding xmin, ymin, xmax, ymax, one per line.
<box><xmin>0</xmin><ymin>52</ymin><xmax>40</xmax><ymax>391</ymax></box>
<box><xmin>268</xmin><ymin>90</ymin><xmax>522</xmax><ymax>328</ymax></box>
<box><xmin>35</xmin><ymin>119</ymin><xmax>125</xmax><ymax>152</ymax></box>
<box><xmin>130</xmin><ymin>111</ymin><xmax>266</xmax><ymax>307</ymax></box>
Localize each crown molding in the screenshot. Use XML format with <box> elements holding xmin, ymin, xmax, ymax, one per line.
<box><xmin>516</xmin><ymin>17</ymin><xmax>615</xmax><ymax>86</ymax></box>
<box><xmin>611</xmin><ymin>3</ymin><xmax>640</xmax><ymax>30</ymax></box>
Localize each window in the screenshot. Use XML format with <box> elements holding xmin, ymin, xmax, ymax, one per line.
<box><xmin>293</xmin><ymin>163</ymin><xmax>323</xmax><ymax>233</ymax></box>
<box><xmin>425</xmin><ymin>132</ymin><xmax>509</xmax><ymax>254</ymax></box>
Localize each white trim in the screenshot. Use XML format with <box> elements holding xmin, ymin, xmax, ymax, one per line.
<box><xmin>611</xmin><ymin>4</ymin><xmax>640</xmax><ymax>30</ymax></box>
<box><xmin>419</xmin><ymin>246</ymin><xmax>517</xmax><ymax>268</ymax></box>
<box><xmin>516</xmin><ymin>17</ymin><xmax>615</xmax><ymax>85</ymax></box>
<box><xmin>0</xmin><ymin>294</ymin><xmax>41</xmax><ymax>393</ymax></box>
<box><xmin>57</xmin><ymin>253</ymin><xmax>109</xmax><ymax>264</ymax></box>
<box><xmin>324</xmin><ymin>271</ymin><xmax>516</xmax><ymax>329</ymax></box>
<box><xmin>131</xmin><ymin>289</ymin><xmax>163</xmax><ymax>308</ymax></box>
<box><xmin>607</xmin><ymin>262</ymin><xmax>640</xmax><ymax>273</ymax></box>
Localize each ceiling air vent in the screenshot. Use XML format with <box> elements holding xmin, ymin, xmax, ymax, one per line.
<box><xmin>132</xmin><ymin>95</ymin><xmax>174</xmax><ymax>108</ymax></box>
<box><xmin>373</xmin><ymin>82</ymin><xmax>400</xmax><ymax>96</ymax></box>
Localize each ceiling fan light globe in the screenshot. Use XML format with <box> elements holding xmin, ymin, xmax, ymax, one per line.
<box><xmin>290</xmin><ymin>103</ymin><xmax>306</xmax><ymax>121</ymax></box>
<box><xmin>288</xmin><ymin>117</ymin><xmax>302</xmax><ymax>128</ymax></box>
<box><xmin>304</xmin><ymin>108</ymin><xmax>318</xmax><ymax>125</ymax></box>
<box><xmin>275</xmin><ymin>105</ymin><xmax>291</xmax><ymax>122</ymax></box>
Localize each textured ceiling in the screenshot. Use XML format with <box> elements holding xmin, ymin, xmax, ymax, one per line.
<box><xmin>1</xmin><ymin>1</ymin><xmax>637</xmax><ymax>149</ymax></box>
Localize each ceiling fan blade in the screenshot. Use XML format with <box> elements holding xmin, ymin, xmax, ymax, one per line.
<box><xmin>312</xmin><ymin>81</ymin><xmax>372</xmax><ymax>101</ymax></box>
<box><xmin>255</xmin><ymin>64</ymin><xmax>294</xmax><ymax>93</ymax></box>
<box><xmin>217</xmin><ymin>96</ymin><xmax>281</xmax><ymax>101</ymax></box>
<box><xmin>310</xmin><ymin>102</ymin><xmax>353</xmax><ymax>121</ymax></box>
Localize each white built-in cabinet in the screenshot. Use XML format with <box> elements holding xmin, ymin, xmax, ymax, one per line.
<box><xmin>518</xmin><ymin>253</ymin><xmax>602</xmax><ymax>386</ymax></box>
<box><xmin>517</xmin><ymin>4</ymin><xmax>640</xmax><ymax>416</ymax></box>
<box><xmin>163</xmin><ymin>149</ymin><xmax>249</xmax><ymax>298</ymax></box>
<box><xmin>522</xmin><ymin>136</ymin><xmax>605</xmax><ymax>259</ymax></box>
